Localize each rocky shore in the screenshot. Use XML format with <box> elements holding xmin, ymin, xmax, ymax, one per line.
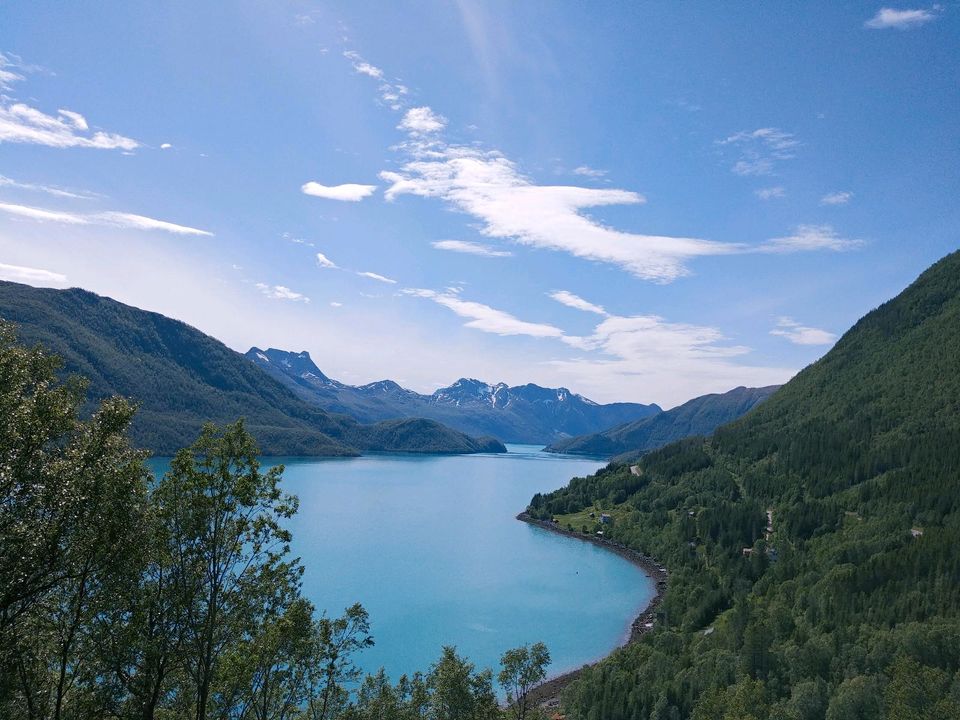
<box><xmin>515</xmin><ymin>512</ymin><xmax>668</xmax><ymax>710</ymax></box>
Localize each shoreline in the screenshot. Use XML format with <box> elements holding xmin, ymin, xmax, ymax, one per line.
<box><xmin>515</xmin><ymin>512</ymin><xmax>668</xmax><ymax>709</ymax></box>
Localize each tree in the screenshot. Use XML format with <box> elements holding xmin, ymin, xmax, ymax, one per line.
<box><xmin>153</xmin><ymin>420</ymin><xmax>302</xmax><ymax>720</ymax></box>
<box><xmin>498</xmin><ymin>642</ymin><xmax>550</xmax><ymax>720</ymax></box>
<box><xmin>428</xmin><ymin>646</ymin><xmax>499</xmax><ymax>720</ymax></box>
<box><xmin>0</xmin><ymin>322</ymin><xmax>149</xmax><ymax>719</ymax></box>
<box><xmin>304</xmin><ymin>603</ymin><xmax>374</xmax><ymax>720</ymax></box>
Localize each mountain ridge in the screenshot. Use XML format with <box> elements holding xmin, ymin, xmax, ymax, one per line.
<box><xmin>246</xmin><ymin>346</ymin><xmax>662</xmax><ymax>443</ymax></box>
<box><xmin>546</xmin><ymin>384</ymin><xmax>780</xmax><ymax>458</ymax></box>
<box><xmin>0</xmin><ymin>282</ymin><xmax>505</xmax><ymax>456</ymax></box>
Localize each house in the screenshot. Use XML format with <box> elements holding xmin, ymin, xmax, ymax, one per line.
<box><xmin>599</xmin><ymin>513</ymin><xmax>612</xmax><ymax>524</ymax></box>
<box><xmin>911</xmin><ymin>527</ymin><xmax>924</xmax><ymax>538</ymax></box>
<box><xmin>742</xmin><ymin>547</ymin><xmax>754</xmax><ymax>557</ymax></box>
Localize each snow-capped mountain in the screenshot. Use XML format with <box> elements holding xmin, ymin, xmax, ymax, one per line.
<box><xmin>245</xmin><ymin>347</ymin><xmax>661</xmax><ymax>444</ymax></box>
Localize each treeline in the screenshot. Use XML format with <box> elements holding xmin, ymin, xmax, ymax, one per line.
<box><xmin>526</xmin><ymin>251</ymin><xmax>960</xmax><ymax>718</ymax></box>
<box><xmin>0</xmin><ymin>324</ymin><xmax>544</xmax><ymax>720</ymax></box>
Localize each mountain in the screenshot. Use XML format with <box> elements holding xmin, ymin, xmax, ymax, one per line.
<box><xmin>545</xmin><ymin>385</ymin><xmax>779</xmax><ymax>458</ymax></box>
<box><xmin>246</xmin><ymin>347</ymin><xmax>661</xmax><ymax>443</ymax></box>
<box><xmin>527</xmin><ymin>250</ymin><xmax>960</xmax><ymax>718</ymax></box>
<box><xmin>0</xmin><ymin>281</ymin><xmax>505</xmax><ymax>456</ymax></box>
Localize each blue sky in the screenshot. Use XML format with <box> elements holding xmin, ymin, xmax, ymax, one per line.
<box><xmin>0</xmin><ymin>1</ymin><xmax>957</xmax><ymax>406</ymax></box>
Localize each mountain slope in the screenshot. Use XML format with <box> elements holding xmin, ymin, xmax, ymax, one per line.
<box><xmin>0</xmin><ymin>282</ymin><xmax>505</xmax><ymax>456</ymax></box>
<box><xmin>247</xmin><ymin>347</ymin><xmax>661</xmax><ymax>443</ymax></box>
<box><xmin>546</xmin><ymin>385</ymin><xmax>779</xmax><ymax>458</ymax></box>
<box><xmin>528</xmin><ymin>250</ymin><xmax>960</xmax><ymax>718</ymax></box>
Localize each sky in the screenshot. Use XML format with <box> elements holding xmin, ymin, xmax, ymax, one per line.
<box><xmin>0</xmin><ymin>2</ymin><xmax>957</xmax><ymax>408</ymax></box>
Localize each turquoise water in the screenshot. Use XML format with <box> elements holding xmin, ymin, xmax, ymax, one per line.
<box><xmin>150</xmin><ymin>445</ymin><xmax>655</xmax><ymax>683</ymax></box>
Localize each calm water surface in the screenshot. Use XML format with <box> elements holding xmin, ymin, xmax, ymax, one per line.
<box><xmin>151</xmin><ymin>445</ymin><xmax>655</xmax><ymax>682</ymax></box>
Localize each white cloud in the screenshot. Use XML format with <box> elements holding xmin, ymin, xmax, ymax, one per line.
<box><xmin>57</xmin><ymin>109</ymin><xmax>88</xmax><ymax>131</ymax></box>
<box><xmin>255</xmin><ymin>283</ymin><xmax>310</xmax><ymax>303</ymax></box>
<box><xmin>95</xmin><ymin>212</ymin><xmax>213</xmax><ymax>236</ymax></box>
<box><xmin>381</xmin><ymin>145</ymin><xmax>739</xmax><ymax>282</ymax></box>
<box><xmin>0</xmin><ymin>261</ymin><xmax>67</xmax><ymax>286</ymax></box>
<box><xmin>404</xmin><ymin>288</ymin><xmax>564</xmax><ymax>338</ymax></box>
<box><xmin>330</xmin><ymin>301</ymin><xmax>343</xmax><ymax>308</ymax></box>
<box><xmin>755</xmin><ymin>186</ymin><xmax>786</xmax><ymax>200</ymax></box>
<box><xmin>0</xmin><ymin>201</ymin><xmax>212</xmax><ymax>236</ymax></box>
<box><xmin>865</xmin><ymin>6</ymin><xmax>940</xmax><ymax>29</ymax></box>
<box><xmin>770</xmin><ymin>317</ymin><xmax>837</xmax><ymax>345</ymax></box>
<box><xmin>0</xmin><ymin>174</ymin><xmax>95</xmax><ymax>199</ymax></box>
<box><xmin>549</xmin><ymin>290</ymin><xmax>608</xmax><ymax>316</ymax></box>
<box><xmin>398</xmin><ymin>107</ymin><xmax>447</xmax><ymax>135</ymax></box>
<box><xmin>760</xmin><ymin>224</ymin><xmax>863</xmax><ymax>253</ymax></box>
<box><xmin>315</xmin><ymin>252</ymin><xmax>338</xmax><ymax>269</ymax></box>
<box><xmin>719</xmin><ymin>128</ymin><xmax>799</xmax><ymax>176</ymax></box>
<box><xmin>160</xmin><ymin>143</ymin><xmax>172</xmax><ymax>150</ymax></box>
<box><xmin>0</xmin><ymin>53</ymin><xmax>24</xmax><ymax>90</ymax></box>
<box><xmin>301</xmin><ymin>181</ymin><xmax>377</xmax><ymax>202</ymax></box>
<box><xmin>573</xmin><ymin>165</ymin><xmax>607</xmax><ymax>179</ymax></box>
<box><xmin>550</xmin><ymin>312</ymin><xmax>795</xmax><ymax>408</ymax></box>
<box><xmin>820</xmin><ymin>191</ymin><xmax>853</xmax><ymax>205</ymax></box>
<box><xmin>344</xmin><ymin>50</ymin><xmax>384</xmax><ymax>79</ymax></box>
<box><xmin>357</xmin><ymin>271</ymin><xmax>397</xmax><ymax>284</ymax></box>
<box><xmin>431</xmin><ymin>239</ymin><xmax>512</xmax><ymax>257</ymax></box>
<box><xmin>0</xmin><ymin>103</ymin><xmax>138</xmax><ymax>150</ymax></box>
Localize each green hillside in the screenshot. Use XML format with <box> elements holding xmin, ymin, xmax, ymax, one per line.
<box><xmin>546</xmin><ymin>385</ymin><xmax>779</xmax><ymax>458</ymax></box>
<box><xmin>527</xmin><ymin>250</ymin><xmax>960</xmax><ymax>719</ymax></box>
<box><xmin>0</xmin><ymin>282</ymin><xmax>505</xmax><ymax>456</ymax></box>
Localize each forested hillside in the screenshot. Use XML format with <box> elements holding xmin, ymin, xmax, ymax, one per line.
<box><xmin>0</xmin><ymin>282</ymin><xmax>504</xmax><ymax>456</ymax></box>
<box><xmin>546</xmin><ymin>385</ymin><xmax>779</xmax><ymax>458</ymax></box>
<box><xmin>528</xmin><ymin>250</ymin><xmax>960</xmax><ymax>719</ymax></box>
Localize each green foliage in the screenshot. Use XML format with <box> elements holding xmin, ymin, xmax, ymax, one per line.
<box><xmin>0</xmin><ymin>323</ymin><xmax>546</xmax><ymax>720</ymax></box>
<box><xmin>531</xmin><ymin>251</ymin><xmax>960</xmax><ymax>718</ymax></box>
<box><xmin>498</xmin><ymin>642</ymin><xmax>550</xmax><ymax>720</ymax></box>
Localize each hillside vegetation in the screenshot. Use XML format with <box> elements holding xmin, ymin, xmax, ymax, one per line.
<box><xmin>528</xmin><ymin>250</ymin><xmax>960</xmax><ymax>719</ymax></box>
<box><xmin>0</xmin><ymin>282</ymin><xmax>504</xmax><ymax>456</ymax></box>
<box><xmin>546</xmin><ymin>385</ymin><xmax>779</xmax><ymax>459</ymax></box>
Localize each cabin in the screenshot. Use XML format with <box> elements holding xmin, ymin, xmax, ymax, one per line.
<box><xmin>742</xmin><ymin>547</ymin><xmax>754</xmax><ymax>557</ymax></box>
<box><xmin>910</xmin><ymin>527</ymin><xmax>924</xmax><ymax>538</ymax></box>
<box><xmin>599</xmin><ymin>513</ymin><xmax>612</xmax><ymax>524</ymax></box>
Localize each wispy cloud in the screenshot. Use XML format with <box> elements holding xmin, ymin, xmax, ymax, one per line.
<box><xmin>0</xmin><ymin>261</ymin><xmax>67</xmax><ymax>286</ymax></box>
<box><xmin>431</xmin><ymin>239</ymin><xmax>512</xmax><ymax>257</ymax></box>
<box><xmin>719</xmin><ymin>128</ymin><xmax>799</xmax><ymax>176</ymax></box>
<box><xmin>397</xmin><ymin>106</ymin><xmax>447</xmax><ymax>135</ymax></box>
<box><xmin>0</xmin><ymin>201</ymin><xmax>212</xmax><ymax>236</ymax></box>
<box><xmin>0</xmin><ymin>174</ymin><xmax>97</xmax><ymax>200</ymax></box>
<box><xmin>343</xmin><ymin>50</ymin><xmax>384</xmax><ymax>79</ymax></box>
<box><xmin>770</xmin><ymin>317</ymin><xmax>837</xmax><ymax>345</ymax></box>
<box><xmin>549</xmin><ymin>290</ymin><xmax>608</xmax><ymax>316</ymax></box>
<box><xmin>255</xmin><ymin>283</ymin><xmax>310</xmax><ymax>302</ymax></box>
<box><xmin>357</xmin><ymin>271</ymin><xmax>397</xmax><ymax>284</ymax></box>
<box><xmin>404</xmin><ymin>288</ymin><xmax>563</xmax><ymax>338</ymax></box>
<box><xmin>315</xmin><ymin>252</ymin><xmax>338</xmax><ymax>269</ymax></box>
<box><xmin>381</xmin><ymin>145</ymin><xmax>739</xmax><ymax>283</ymax></box>
<box><xmin>301</xmin><ymin>181</ymin><xmax>377</xmax><ymax>202</ymax></box>
<box><xmin>0</xmin><ymin>103</ymin><xmax>139</xmax><ymax>150</ymax></box>
<box><xmin>820</xmin><ymin>191</ymin><xmax>853</xmax><ymax>205</ymax></box>
<box><xmin>573</xmin><ymin>165</ymin><xmax>607</xmax><ymax>179</ymax></box>
<box><xmin>0</xmin><ymin>52</ymin><xmax>25</xmax><ymax>89</ymax></box>
<box><xmin>865</xmin><ymin>6</ymin><xmax>941</xmax><ymax>29</ymax></box>
<box><xmin>759</xmin><ymin>224</ymin><xmax>863</xmax><ymax>253</ymax></box>
<box><xmin>755</xmin><ymin>186</ymin><xmax>786</xmax><ymax>200</ymax></box>
<box><xmin>551</xmin><ymin>311</ymin><xmax>794</xmax><ymax>407</ymax></box>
